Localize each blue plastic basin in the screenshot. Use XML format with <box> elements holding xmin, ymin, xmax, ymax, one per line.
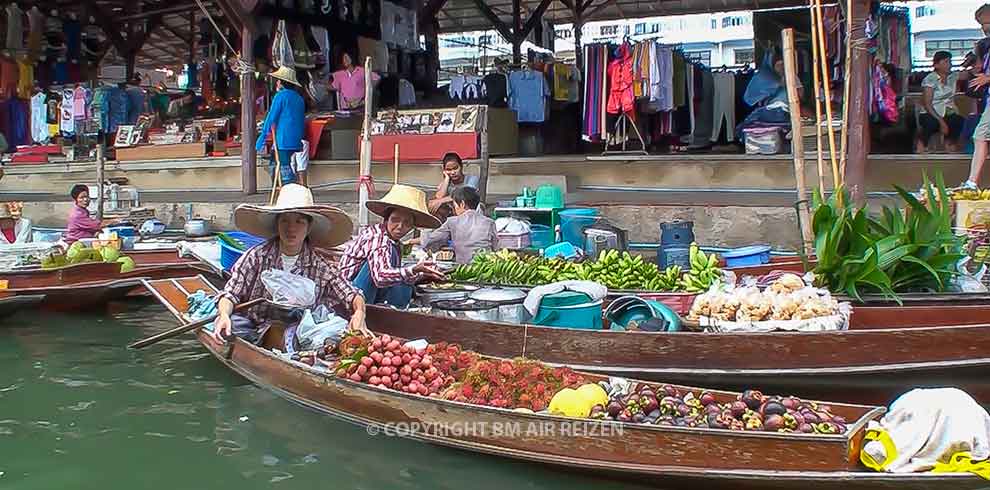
<box><xmin>722</xmin><ymin>245</ymin><xmax>772</xmax><ymax>268</ymax></box>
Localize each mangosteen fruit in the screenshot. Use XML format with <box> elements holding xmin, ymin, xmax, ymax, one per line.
<box><xmin>739</xmin><ymin>389</ymin><xmax>765</xmax><ymax>410</ymax></box>
<box><xmin>700</xmin><ymin>391</ymin><xmax>717</xmax><ymax>407</ymax></box>
<box><xmin>705</xmin><ymin>404</ymin><xmax>722</xmax><ymax>416</ymax></box>
<box><xmin>607</xmin><ymin>401</ymin><xmax>623</xmax><ymax>417</ymax></box>
<box><xmin>633</xmin><ymin>412</ymin><xmax>646</xmax><ymax>424</ymax></box>
<box><xmin>730</xmin><ymin>401</ymin><xmax>748</xmax><ymax>418</ymax></box>
<box><xmin>781</xmin><ymin>396</ymin><xmax>801</xmax><ymax>410</ymax></box>
<box><xmin>802</xmin><ymin>411</ymin><xmax>821</xmax><ymax>425</ymax></box>
<box><xmin>797</xmin><ymin>423</ymin><xmax>815</xmax><ymax>433</ymax></box>
<box><xmin>661</xmin><ymin>384</ymin><xmax>681</xmax><ymax>398</ymax></box>
<box><xmin>590</xmin><ymin>404</ymin><xmax>605</xmax><ymax>415</ymax></box>
<box><xmin>673</xmin><ymin>417</ymin><xmax>688</xmax><ymax>427</ymax></box>
<box><xmin>791</xmin><ymin>412</ymin><xmax>805</xmax><ymax>426</ymax></box>
<box><xmin>676</xmin><ymin>404</ymin><xmax>692</xmax><ymax>417</ymax></box>
<box><xmin>764</xmin><ymin>414</ymin><xmax>785</xmax><ymax>431</ymax></box>
<box><xmin>640</xmin><ymin>396</ymin><xmax>659</xmax><ymax>413</ymax></box>
<box><xmin>832</xmin><ymin>415</ymin><xmax>847</xmax><ymax>425</ymax></box>
<box><xmin>648</xmin><ymin>409</ymin><xmax>661</xmax><ymax>419</ymax></box>
<box><xmin>760</xmin><ymin>401</ymin><xmax>787</xmax><ymax>417</ymax></box>
<box><xmin>617</xmin><ymin>410</ymin><xmax>633</xmax><ymax>423</ymax></box>
<box><xmin>834</xmin><ymin>423</ymin><xmax>847</xmax><ymax>434</ymax></box>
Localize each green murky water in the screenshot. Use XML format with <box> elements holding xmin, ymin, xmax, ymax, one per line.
<box><xmin>0</xmin><ymin>301</ymin><xmax>649</xmax><ymax>490</ymax></box>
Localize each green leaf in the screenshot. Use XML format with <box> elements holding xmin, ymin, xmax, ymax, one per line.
<box><xmin>901</xmin><ymin>255</ymin><xmax>945</xmax><ymax>290</ymax></box>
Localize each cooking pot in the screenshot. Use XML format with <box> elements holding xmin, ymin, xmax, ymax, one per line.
<box><xmin>469</xmin><ymin>287</ymin><xmax>528</xmax><ymax>323</ymax></box>
<box><xmin>415</xmin><ymin>283</ymin><xmax>479</xmax><ymax>304</ymax></box>
<box><xmin>184</xmin><ymin>218</ymin><xmax>211</xmax><ymax>237</ymax></box>
<box><xmin>431</xmin><ymin>299</ymin><xmax>500</xmax><ymax>322</ymax></box>
<box><xmin>583</xmin><ymin>221</ymin><xmax>628</xmax><ymax>258</ymax></box>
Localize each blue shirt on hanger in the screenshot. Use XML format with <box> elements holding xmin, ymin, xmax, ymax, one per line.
<box><xmin>508</xmin><ymin>70</ymin><xmax>550</xmax><ymax>123</ymax></box>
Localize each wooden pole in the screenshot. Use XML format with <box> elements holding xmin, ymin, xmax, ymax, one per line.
<box><xmin>845</xmin><ymin>0</ymin><xmax>871</xmax><ymax>202</ymax></box>
<box><xmin>393</xmin><ymin>143</ymin><xmax>400</xmax><ymax>184</ymax></box>
<box><xmin>358</xmin><ymin>56</ymin><xmax>374</xmax><ymax>227</ymax></box>
<box><xmin>839</xmin><ymin>0</ymin><xmax>855</xmax><ymax>182</ymax></box>
<box><xmin>96</xmin><ymin>138</ymin><xmax>106</xmax><ymax>220</ymax></box>
<box><xmin>478</xmin><ymin>114</ymin><xmax>491</xmax><ymax>204</ymax></box>
<box><xmin>782</xmin><ymin>29</ymin><xmax>814</xmax><ymax>252</ymax></box>
<box><xmin>808</xmin><ymin>1</ymin><xmax>827</xmax><ymax>195</ymax></box>
<box><xmin>240</xmin><ymin>25</ymin><xmax>257</xmax><ymax>195</ymax></box>
<box><xmin>813</xmin><ymin>0</ymin><xmax>840</xmax><ymax>189</ymax></box>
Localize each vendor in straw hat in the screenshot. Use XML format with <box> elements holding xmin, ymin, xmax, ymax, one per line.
<box><xmin>0</xmin><ymin>202</ymin><xmax>31</xmax><ymax>244</ymax></box>
<box><xmin>257</xmin><ymin>66</ymin><xmax>306</xmax><ymax>187</ymax></box>
<box><xmin>211</xmin><ymin>184</ymin><xmax>369</xmax><ymax>345</ymax></box>
<box><xmin>339</xmin><ymin>185</ymin><xmax>447</xmax><ymax>307</ymax></box>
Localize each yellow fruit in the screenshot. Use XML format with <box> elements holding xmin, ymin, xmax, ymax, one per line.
<box><xmin>576</xmin><ymin>383</ymin><xmax>609</xmax><ymax>408</ymax></box>
<box><xmin>548</xmin><ymin>388</ymin><xmax>592</xmax><ymax>418</ymax></box>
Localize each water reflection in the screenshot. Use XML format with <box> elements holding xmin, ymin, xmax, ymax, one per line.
<box><xmin>0</xmin><ymin>302</ymin><xmax>648</xmax><ymax>490</ymax></box>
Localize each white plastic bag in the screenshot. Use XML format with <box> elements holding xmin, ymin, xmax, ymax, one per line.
<box><xmin>295</xmin><ymin>305</ymin><xmax>348</xmax><ymax>350</ymax></box>
<box><xmin>261</xmin><ymin>269</ymin><xmax>316</xmax><ymax>307</ymax></box>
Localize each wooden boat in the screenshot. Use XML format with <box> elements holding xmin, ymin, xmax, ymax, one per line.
<box><xmin>2</xmin><ymin>262</ymin><xmax>148</xmax><ymax>311</ymax></box>
<box><xmin>0</xmin><ymin>291</ymin><xmax>44</xmax><ymax>319</ymax></box>
<box><xmin>141</xmin><ymin>276</ymin><xmax>983</xmax><ymax>489</ymax></box>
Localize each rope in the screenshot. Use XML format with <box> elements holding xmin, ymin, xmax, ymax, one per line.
<box><xmin>193</xmin><ymin>0</ymin><xmax>256</xmax><ymax>75</ymax></box>
<box><xmin>357</xmin><ymin>175</ymin><xmax>376</xmax><ymax>195</ymax></box>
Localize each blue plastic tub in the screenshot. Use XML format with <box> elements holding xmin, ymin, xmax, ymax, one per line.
<box><xmin>219</xmin><ymin>232</ymin><xmax>266</xmax><ymax>270</ymax></box>
<box><xmin>529</xmin><ymin>224</ymin><xmax>554</xmax><ymax>249</ymax></box>
<box><xmin>531</xmin><ymin>291</ymin><xmax>603</xmax><ymax>330</ymax></box>
<box><xmin>559</xmin><ymin>208</ymin><xmax>599</xmax><ymax>248</ymax></box>
<box><xmin>105</xmin><ymin>226</ymin><xmax>137</xmax><ymax>237</ymax></box>
<box><xmin>542</xmin><ymin>241</ymin><xmax>580</xmax><ymax>259</ymax></box>
<box><xmin>722</xmin><ymin>245</ymin><xmax>772</xmax><ymax>268</ymax></box>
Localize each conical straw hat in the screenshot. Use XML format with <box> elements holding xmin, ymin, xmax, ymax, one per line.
<box><xmin>234</xmin><ymin>184</ymin><xmax>353</xmax><ymax>247</ymax></box>
<box><xmin>270</xmin><ymin>66</ymin><xmax>301</xmax><ymax>86</ymax></box>
<box><xmin>366</xmin><ymin>184</ymin><xmax>441</xmax><ymax>229</ymax></box>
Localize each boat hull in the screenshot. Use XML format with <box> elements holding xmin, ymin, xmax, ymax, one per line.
<box><xmin>0</xmin><ymin>293</ymin><xmax>44</xmax><ymax>319</ymax></box>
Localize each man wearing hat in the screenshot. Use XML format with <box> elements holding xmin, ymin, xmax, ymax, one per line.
<box><xmin>210</xmin><ymin>184</ymin><xmax>368</xmax><ymax>345</ymax></box>
<box><xmin>257</xmin><ymin>66</ymin><xmax>306</xmax><ymax>187</ymax></box>
<box><xmin>339</xmin><ymin>185</ymin><xmax>447</xmax><ymax>308</ymax></box>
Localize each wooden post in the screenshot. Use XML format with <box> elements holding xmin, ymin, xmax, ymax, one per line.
<box><xmin>812</xmin><ymin>0</ymin><xmax>839</xmax><ymax>187</ymax></box>
<box><xmin>512</xmin><ymin>0</ymin><xmax>522</xmax><ymax>64</ymax></box>
<box><xmin>240</xmin><ymin>24</ymin><xmax>257</xmax><ymax>195</ymax></box>
<box><xmin>358</xmin><ymin>56</ymin><xmax>374</xmax><ymax>227</ymax></box>
<box><xmin>96</xmin><ymin>138</ymin><xmax>106</xmax><ymax>220</ymax></box>
<box><xmin>478</xmin><ymin>116</ymin><xmax>491</xmax><ymax>205</ymax></box>
<box><xmin>573</xmin><ymin>13</ymin><xmax>584</xmax><ymax>72</ymax></box>
<box><xmin>845</xmin><ymin>0</ymin><xmax>871</xmax><ymax>202</ymax></box>
<box><xmin>782</xmin><ymin>29</ymin><xmax>814</xmax><ymax>252</ymax></box>
<box><xmin>393</xmin><ymin>143</ymin><xmax>400</xmax><ymax>184</ymax></box>
<box><xmin>808</xmin><ymin>1</ymin><xmax>826</xmax><ymax>194</ymax></box>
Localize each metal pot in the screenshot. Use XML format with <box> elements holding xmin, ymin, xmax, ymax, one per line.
<box><xmin>415</xmin><ymin>283</ymin><xmax>479</xmax><ymax>304</ymax></box>
<box><xmin>431</xmin><ymin>299</ymin><xmax>500</xmax><ymax>322</ymax></box>
<box><xmin>583</xmin><ymin>222</ymin><xmax>628</xmax><ymax>258</ymax></box>
<box><xmin>469</xmin><ymin>287</ymin><xmax>528</xmax><ymax>324</ymax></box>
<box><xmin>184</xmin><ymin>218</ymin><xmax>211</xmax><ymax>237</ymax></box>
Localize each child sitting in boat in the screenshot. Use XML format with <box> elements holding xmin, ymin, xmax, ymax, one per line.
<box><xmin>420</xmin><ymin>186</ymin><xmax>496</xmax><ymax>264</ymax></box>
<box><xmin>210</xmin><ymin>184</ymin><xmax>370</xmax><ymax>345</ymax></box>
<box><xmin>339</xmin><ymin>184</ymin><xmax>447</xmax><ymax>308</ymax></box>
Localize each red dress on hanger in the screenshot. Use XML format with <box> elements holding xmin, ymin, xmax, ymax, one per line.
<box><xmin>607</xmin><ymin>43</ymin><xmax>635</xmax><ymax>115</ymax></box>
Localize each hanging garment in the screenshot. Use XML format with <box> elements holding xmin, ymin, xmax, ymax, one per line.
<box><xmin>607</xmin><ymin>43</ymin><xmax>634</xmax><ymax>115</ymax></box>
<box><xmin>449</xmin><ymin>75</ymin><xmax>484</xmax><ymax>101</ymax></box>
<box><xmin>582</xmin><ymin>45</ymin><xmax>607</xmax><ymax>141</ymax></box>
<box><xmin>27</xmin><ymin>8</ymin><xmax>43</xmax><ymax>56</ymax></box>
<box><xmin>0</xmin><ymin>58</ymin><xmax>17</xmax><ymax>99</ymax></box>
<box><xmin>508</xmin><ymin>69</ymin><xmax>549</xmax><ymax>123</ymax></box>
<box><xmin>711</xmin><ymin>71</ymin><xmax>736</xmax><ymax>142</ymax></box>
<box><xmin>64</xmin><ymin>19</ymin><xmax>81</xmax><ymax>60</ymax></box>
<box><xmin>691</xmin><ymin>68</ymin><xmax>715</xmax><ymax>147</ymax></box>
<box><xmin>672</xmin><ymin>54</ymin><xmax>686</xmax><ymax>107</ymax></box>
<box><xmin>631</xmin><ymin>43</ymin><xmax>650</xmax><ymax>98</ymax></box>
<box><xmin>357</xmin><ymin>36</ymin><xmax>389</xmax><ymax>73</ymax></box>
<box><xmin>649</xmin><ymin>46</ymin><xmax>674</xmax><ymax>112</ymax></box>
<box><xmin>272</xmin><ymin>20</ymin><xmax>295</xmax><ymax>69</ymax></box>
<box><xmin>398</xmin><ymin>79</ymin><xmax>416</xmax><ymax>106</ymax></box>
<box><xmin>107</xmin><ymin>86</ymin><xmax>128</xmax><ymax>133</ymax></box>
<box><xmin>73</xmin><ymin>86</ymin><xmax>87</xmax><ymax>121</ymax></box>
<box><xmin>31</xmin><ymin>91</ymin><xmax>46</xmax><ymax>144</ymax></box>
<box><xmin>483</xmin><ymin>73</ymin><xmax>508</xmax><ymax>107</ymax></box>
<box><xmin>91</xmin><ymin>87</ymin><xmax>109</xmax><ymax>133</ymax></box>
<box><xmin>5</xmin><ymin>4</ymin><xmax>24</xmax><ymax>53</ymax></box>
<box><xmin>16</xmin><ymin>59</ymin><xmax>33</xmax><ymax>99</ymax></box>
<box><xmin>3</xmin><ymin>97</ymin><xmax>29</xmax><ymax>146</ymax></box>
<box><xmin>744</xmin><ymin>52</ymin><xmax>782</xmax><ymax>107</ymax></box>
<box><xmin>874</xmin><ymin>65</ymin><xmax>898</xmax><ymax>124</ymax></box>
<box><xmin>311</xmin><ymin>26</ymin><xmax>331</xmax><ymax>83</ymax></box>
<box><xmin>686</xmin><ymin>64</ymin><xmax>695</xmax><ymax>136</ymax></box>
<box><xmin>60</xmin><ymin>88</ymin><xmax>74</xmax><ymax>135</ymax></box>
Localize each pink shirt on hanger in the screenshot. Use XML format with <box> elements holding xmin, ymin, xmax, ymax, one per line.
<box><xmin>72</xmin><ymin>86</ymin><xmax>87</xmax><ymax>120</ymax></box>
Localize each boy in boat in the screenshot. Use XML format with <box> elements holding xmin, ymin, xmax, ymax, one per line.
<box><xmin>210</xmin><ymin>184</ymin><xmax>369</xmax><ymax>345</ymax></box>
<box><xmin>420</xmin><ymin>186</ymin><xmax>496</xmax><ymax>264</ymax></box>
<box><xmin>339</xmin><ymin>184</ymin><xmax>446</xmax><ymax>308</ymax></box>
<box><xmin>428</xmin><ymin>153</ymin><xmax>479</xmax><ymax>220</ymax></box>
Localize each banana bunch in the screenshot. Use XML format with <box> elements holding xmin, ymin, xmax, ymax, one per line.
<box><xmin>647</xmin><ymin>265</ymin><xmax>683</xmax><ymax>292</ymax></box>
<box><xmin>680</xmin><ymin>243</ymin><xmax>722</xmax><ymax>293</ymax></box>
<box><xmin>951</xmin><ymin>188</ymin><xmax>990</xmax><ymax>201</ymax></box>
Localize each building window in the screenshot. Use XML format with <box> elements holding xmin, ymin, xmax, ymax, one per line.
<box><xmin>634</xmin><ymin>23</ymin><xmax>645</xmax><ymax>35</ymax></box>
<box><xmin>684</xmin><ymin>50</ymin><xmax>711</xmax><ymax>66</ymax></box>
<box><xmin>650</xmin><ymin>23</ymin><xmax>659</xmax><ymax>33</ymax></box>
<box><xmin>478</xmin><ymin>35</ymin><xmax>491</xmax><ymax>45</ymax></box>
<box><xmin>916</xmin><ymin>6</ymin><xmax>935</xmax><ymax>17</ymax></box>
<box><xmin>555</xmin><ymin>29</ymin><xmax>571</xmax><ymax>39</ymax></box>
<box><xmin>925</xmin><ymin>39</ymin><xmax>979</xmax><ymax>60</ymax></box>
<box><xmin>711</xmin><ymin>19</ymin><xmax>717</xmax><ymax>29</ymax></box>
<box><xmin>734</xmin><ymin>49</ymin><xmax>755</xmax><ymax>66</ymax></box>
<box><xmin>600</xmin><ymin>25</ymin><xmax>619</xmax><ymax>36</ymax></box>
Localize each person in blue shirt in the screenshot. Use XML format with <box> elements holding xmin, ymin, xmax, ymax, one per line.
<box><xmin>257</xmin><ymin>66</ymin><xmax>306</xmax><ymax>186</ymax></box>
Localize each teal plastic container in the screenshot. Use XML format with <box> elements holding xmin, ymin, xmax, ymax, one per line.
<box><xmin>531</xmin><ymin>291</ymin><xmax>603</xmax><ymax>330</ymax></box>
<box><xmin>535</xmin><ymin>185</ymin><xmax>564</xmax><ymax>209</ymax></box>
<box><xmin>530</xmin><ymin>224</ymin><xmax>554</xmax><ymax>249</ymax></box>
<box><xmin>559</xmin><ymin>208</ymin><xmax>599</xmax><ymax>249</ymax></box>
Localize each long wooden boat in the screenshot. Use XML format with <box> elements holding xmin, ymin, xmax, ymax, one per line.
<box><xmin>141</xmin><ymin>276</ymin><xmax>983</xmax><ymax>489</ymax></box>
<box><xmin>0</xmin><ymin>291</ymin><xmax>44</xmax><ymax>319</ymax></box>
<box><xmin>365</xmin><ymin>305</ymin><xmax>990</xmax><ymax>405</ymax></box>
<box><xmin>2</xmin><ymin>262</ymin><xmax>148</xmax><ymax>311</ymax></box>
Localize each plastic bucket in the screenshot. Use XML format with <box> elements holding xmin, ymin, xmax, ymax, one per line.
<box><xmin>219</xmin><ymin>231</ymin><xmax>266</xmax><ymax>270</ymax></box>
<box><xmin>559</xmin><ymin>208</ymin><xmax>599</xmax><ymax>248</ymax></box>
<box><xmin>722</xmin><ymin>245</ymin><xmax>772</xmax><ymax>268</ymax></box>
<box><xmin>530</xmin><ymin>224</ymin><xmax>554</xmax><ymax>249</ymax></box>
<box><xmin>532</xmin><ymin>291</ymin><xmax>603</xmax><ymax>330</ymax></box>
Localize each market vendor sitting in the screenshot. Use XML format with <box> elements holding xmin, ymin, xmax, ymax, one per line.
<box><xmin>339</xmin><ymin>184</ymin><xmax>446</xmax><ymax>308</ymax></box>
<box><xmin>65</xmin><ymin>184</ymin><xmax>106</xmax><ymax>245</ymax></box>
<box><xmin>210</xmin><ymin>184</ymin><xmax>369</xmax><ymax>345</ymax></box>
<box><xmin>428</xmin><ymin>153</ymin><xmax>480</xmax><ymax>219</ymax></box>
<box><xmin>736</xmin><ymin>51</ymin><xmax>804</xmax><ymax>140</ymax></box>
<box><xmin>0</xmin><ymin>202</ymin><xmax>31</xmax><ymax>244</ymax></box>
<box><xmin>420</xmin><ymin>186</ymin><xmax>495</xmax><ymax>264</ymax></box>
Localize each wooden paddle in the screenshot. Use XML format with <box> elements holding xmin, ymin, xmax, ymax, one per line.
<box><xmin>128</xmin><ymin>298</ymin><xmax>266</xmax><ymax>349</ymax></box>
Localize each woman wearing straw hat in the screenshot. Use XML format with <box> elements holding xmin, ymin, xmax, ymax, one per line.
<box><xmin>339</xmin><ymin>184</ymin><xmax>446</xmax><ymax>308</ymax></box>
<box><xmin>0</xmin><ymin>202</ymin><xmax>31</xmax><ymax>244</ymax></box>
<box><xmin>257</xmin><ymin>66</ymin><xmax>306</xmax><ymax>187</ymax></box>
<box><xmin>210</xmin><ymin>184</ymin><xmax>368</xmax><ymax>345</ymax></box>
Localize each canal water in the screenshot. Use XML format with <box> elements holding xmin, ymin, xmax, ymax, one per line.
<box><xmin>0</xmin><ymin>301</ymin><xmax>651</xmax><ymax>490</ymax></box>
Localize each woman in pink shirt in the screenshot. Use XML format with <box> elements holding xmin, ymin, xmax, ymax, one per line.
<box><xmin>65</xmin><ymin>184</ymin><xmax>105</xmax><ymax>244</ymax></box>
<box><xmin>328</xmin><ymin>52</ymin><xmax>380</xmax><ymax>110</ymax></box>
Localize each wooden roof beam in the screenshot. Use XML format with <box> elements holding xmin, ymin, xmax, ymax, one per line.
<box><xmin>583</xmin><ymin>0</ymin><xmax>618</xmax><ymax>20</ymax></box>
<box><xmin>469</xmin><ymin>0</ymin><xmax>515</xmax><ymax>43</ymax></box>
<box><xmin>520</xmin><ymin>0</ymin><xmax>552</xmax><ymax>39</ymax></box>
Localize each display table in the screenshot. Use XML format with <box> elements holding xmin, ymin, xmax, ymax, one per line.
<box><xmin>116</xmin><ymin>142</ymin><xmax>209</xmax><ymax>161</ymax></box>
<box><xmin>369</xmin><ymin>106</ymin><xmax>518</xmax><ymax>163</ymax></box>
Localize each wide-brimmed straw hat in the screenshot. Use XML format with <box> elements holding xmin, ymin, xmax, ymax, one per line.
<box><xmin>234</xmin><ymin>184</ymin><xmax>352</xmax><ymax>247</ymax></box>
<box><xmin>269</xmin><ymin>66</ymin><xmax>301</xmax><ymax>87</ymax></box>
<box><xmin>366</xmin><ymin>184</ymin><xmax>441</xmax><ymax>229</ymax></box>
